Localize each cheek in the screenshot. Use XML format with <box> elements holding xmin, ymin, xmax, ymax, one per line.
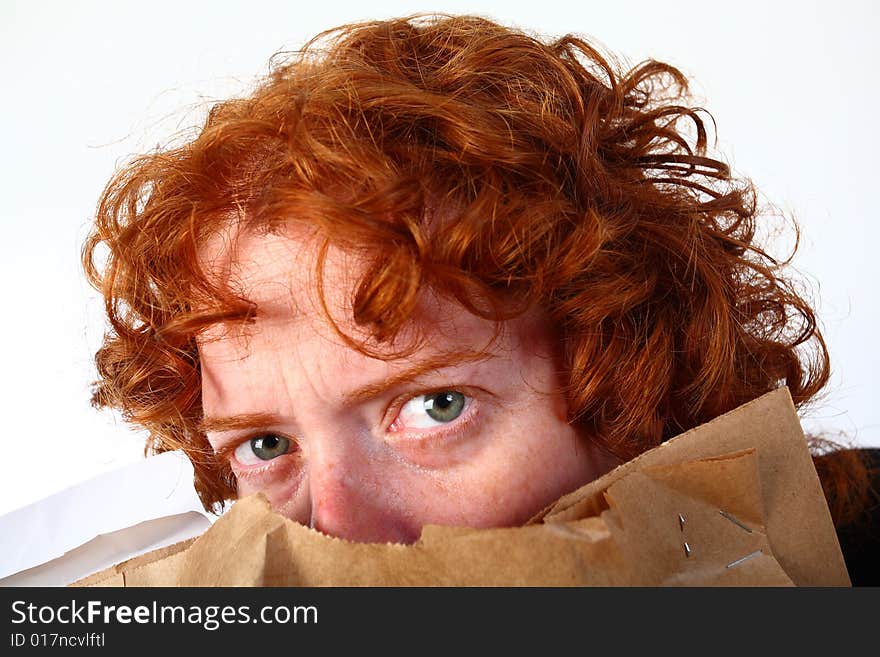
<box><xmin>234</xmin><ymin>454</ymin><xmax>318</xmax><ymax>528</ymax></box>
<box><xmin>417</xmin><ymin>407</ymin><xmax>593</xmax><ymax>528</ymax></box>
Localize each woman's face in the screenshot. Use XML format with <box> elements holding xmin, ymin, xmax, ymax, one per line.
<box><xmin>198</xmin><ymin>227</ymin><xmax>613</xmax><ymax>543</ymax></box>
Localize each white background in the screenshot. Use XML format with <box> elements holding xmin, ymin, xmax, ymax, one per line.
<box><xmin>1</xmin><ymin>0</ymin><xmax>877</xmax><ymax>517</ymax></box>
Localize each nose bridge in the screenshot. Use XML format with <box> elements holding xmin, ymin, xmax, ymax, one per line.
<box><xmin>305</xmin><ymin>427</ymin><xmax>418</xmax><ymax>544</ymax></box>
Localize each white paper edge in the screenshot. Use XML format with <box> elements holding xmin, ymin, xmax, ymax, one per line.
<box><xmin>0</xmin><ymin>451</ymin><xmax>216</xmax><ymax>579</ymax></box>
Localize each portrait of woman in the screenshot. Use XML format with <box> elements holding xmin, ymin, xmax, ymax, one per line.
<box><xmin>2</xmin><ymin>1</ymin><xmax>877</xmax><ymax>587</ymax></box>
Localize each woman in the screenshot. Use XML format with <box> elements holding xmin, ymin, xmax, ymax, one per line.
<box><xmin>83</xmin><ymin>15</ymin><xmax>875</xmax><ymax>578</ymax></box>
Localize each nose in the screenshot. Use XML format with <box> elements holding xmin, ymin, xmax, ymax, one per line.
<box><xmin>304</xmin><ymin>437</ymin><xmax>421</xmax><ymax>545</ymax></box>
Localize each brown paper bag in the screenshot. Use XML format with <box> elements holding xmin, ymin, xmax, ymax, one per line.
<box><xmin>72</xmin><ymin>387</ymin><xmax>849</xmax><ymax>587</ymax></box>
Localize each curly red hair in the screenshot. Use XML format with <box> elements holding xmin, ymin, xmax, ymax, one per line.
<box><xmin>83</xmin><ymin>14</ymin><xmax>849</xmax><ymax>516</ymax></box>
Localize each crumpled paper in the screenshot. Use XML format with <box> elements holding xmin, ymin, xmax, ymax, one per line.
<box><xmin>72</xmin><ymin>387</ymin><xmax>849</xmax><ymax>587</ymax></box>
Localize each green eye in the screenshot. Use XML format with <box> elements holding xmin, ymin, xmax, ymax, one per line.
<box><xmin>424</xmin><ymin>391</ymin><xmax>466</xmax><ymax>422</ymax></box>
<box><xmin>250</xmin><ymin>434</ymin><xmax>291</xmax><ymax>460</ymax></box>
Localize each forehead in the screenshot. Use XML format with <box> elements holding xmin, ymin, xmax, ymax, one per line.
<box><xmin>196</xmin><ymin>221</ymin><xmax>555</xmax><ymax>364</ymax></box>
<box><xmin>199</xmin><ymin>220</ymin><xmax>553</xmax><ymax>372</ymax></box>
<box><xmin>199</xmin><ymin>222</ymin><xmax>345</xmax><ymax>322</ymax></box>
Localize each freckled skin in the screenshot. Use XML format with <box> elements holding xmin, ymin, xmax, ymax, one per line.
<box><xmin>198</xmin><ymin>227</ymin><xmax>615</xmax><ymax>544</ymax></box>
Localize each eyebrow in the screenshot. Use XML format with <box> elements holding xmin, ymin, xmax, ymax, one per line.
<box><xmin>199</xmin><ymin>348</ymin><xmax>496</xmax><ymax>439</ymax></box>
<box><xmin>198</xmin><ymin>412</ymin><xmax>285</xmax><ymax>434</ymax></box>
<box><xmin>341</xmin><ymin>348</ymin><xmax>494</xmax><ymax>404</ymax></box>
